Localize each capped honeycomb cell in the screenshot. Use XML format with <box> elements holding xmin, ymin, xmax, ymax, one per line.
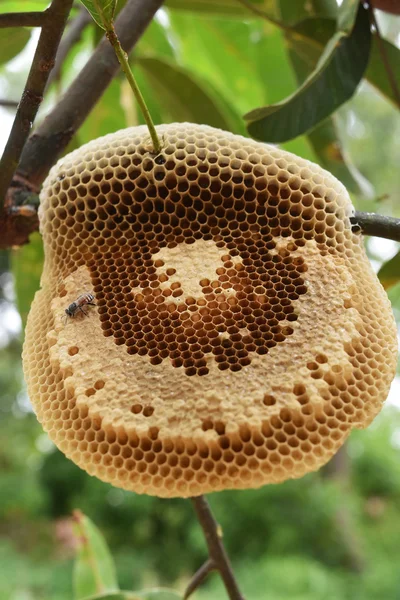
<box><xmin>22</xmin><ymin>123</ymin><xmax>397</xmax><ymax>498</ymax></box>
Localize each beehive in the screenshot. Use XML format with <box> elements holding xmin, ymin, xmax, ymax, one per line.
<box><xmin>22</xmin><ymin>123</ymin><xmax>397</xmax><ymax>498</ymax></box>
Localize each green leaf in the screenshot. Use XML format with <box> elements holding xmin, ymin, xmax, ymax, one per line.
<box><xmin>245</xmin><ymin>3</ymin><xmax>371</xmax><ymax>143</ymax></box>
<box><xmin>80</xmin><ymin>0</ymin><xmax>117</xmax><ymax>30</ymax></box>
<box><xmin>165</xmin><ymin>0</ymin><xmax>275</xmax><ymax>19</ymax></box>
<box><xmin>337</xmin><ymin>0</ymin><xmax>359</xmax><ymax>33</ymax></box>
<box><xmin>134</xmin><ymin>591</ymin><xmax>182</xmax><ymax>600</ymax></box>
<box><xmin>78</xmin><ymin>594</ymin><xmax>139</xmax><ymax>600</ymax></box>
<box><xmin>279</xmin><ymin>0</ymin><xmax>338</xmax><ymax>24</ymax></box>
<box><xmin>136</xmin><ymin>56</ymin><xmax>243</xmax><ymax>133</ymax></box>
<box><xmin>168</xmin><ymin>14</ymin><xmax>265</xmax><ymax>115</ymax></box>
<box><xmin>81</xmin><ymin>591</ymin><xmax>181</xmax><ymax>600</ymax></box>
<box><xmin>272</xmin><ymin>13</ymin><xmax>372</xmax><ymax>194</ymax></box>
<box><xmin>283</xmin><ymin>18</ymin><xmax>400</xmax><ymax>109</ymax></box>
<box><xmin>378</xmin><ymin>251</ymin><xmax>400</xmax><ymax>290</ymax></box>
<box><xmin>306</xmin><ymin>120</ymin><xmax>373</xmax><ymax>196</ymax></box>
<box><xmin>0</xmin><ymin>1</ymin><xmax>48</xmax><ymax>10</ymax></box>
<box><xmin>166</xmin><ymin>0</ymin><xmax>336</xmax><ymax>22</ymax></box>
<box><xmin>73</xmin><ymin>511</ymin><xmax>119</xmax><ymax>600</ymax></box>
<box><xmin>0</xmin><ymin>27</ymin><xmax>30</xmax><ymax>65</ymax></box>
<box><xmin>11</xmin><ymin>232</ymin><xmax>44</xmax><ymax>329</ymax></box>
<box><xmin>80</xmin><ymin>79</ymin><xmax>126</xmax><ymax>140</ymax></box>
<box><xmin>366</xmin><ymin>36</ymin><xmax>400</xmax><ymax>109</ymax></box>
<box><xmin>137</xmin><ymin>18</ymin><xmax>175</xmax><ymax>60</ymax></box>
<box><xmin>253</xmin><ymin>23</ymin><xmax>317</xmax><ymax>161</ymax></box>
<box><xmin>387</xmin><ymin>281</ymin><xmax>400</xmax><ymax>320</ymax></box>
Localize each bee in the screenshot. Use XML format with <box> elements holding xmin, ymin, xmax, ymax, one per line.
<box><xmin>64</xmin><ymin>292</ymin><xmax>95</xmax><ymax>322</ymax></box>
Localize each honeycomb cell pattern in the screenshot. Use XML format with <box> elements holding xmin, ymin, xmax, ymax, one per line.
<box><xmin>23</xmin><ymin>123</ymin><xmax>398</xmax><ymax>498</ymax></box>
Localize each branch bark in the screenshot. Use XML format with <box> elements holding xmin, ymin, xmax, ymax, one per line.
<box><xmin>0</xmin><ymin>0</ymin><xmax>163</xmax><ymax>248</ymax></box>
<box><xmin>0</xmin><ymin>11</ymin><xmax>45</xmax><ymax>28</ymax></box>
<box><xmin>352</xmin><ymin>211</ymin><xmax>400</xmax><ymax>242</ymax></box>
<box><xmin>188</xmin><ymin>496</ymin><xmax>245</xmax><ymax>600</ymax></box>
<box><xmin>0</xmin><ymin>0</ymin><xmax>74</xmax><ymax>210</ymax></box>
<box><xmin>184</xmin><ymin>558</ymin><xmax>216</xmax><ymax>600</ymax></box>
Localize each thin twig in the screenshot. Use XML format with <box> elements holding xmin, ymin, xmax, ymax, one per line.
<box><xmin>0</xmin><ymin>100</ymin><xmax>19</xmax><ymax>108</ymax></box>
<box><xmin>46</xmin><ymin>8</ymin><xmax>92</xmax><ymax>91</ymax></box>
<box><xmin>352</xmin><ymin>211</ymin><xmax>400</xmax><ymax>242</ymax></box>
<box><xmin>0</xmin><ymin>0</ymin><xmax>74</xmax><ymax>210</ymax></box>
<box><xmin>106</xmin><ymin>26</ymin><xmax>161</xmax><ymax>154</ymax></box>
<box><xmin>183</xmin><ymin>558</ymin><xmax>216</xmax><ymax>600</ymax></box>
<box><xmin>190</xmin><ymin>496</ymin><xmax>245</xmax><ymax>600</ymax></box>
<box><xmin>0</xmin><ymin>11</ymin><xmax>45</xmax><ymax>28</ymax></box>
<box><xmin>368</xmin><ymin>4</ymin><xmax>400</xmax><ymax>108</ymax></box>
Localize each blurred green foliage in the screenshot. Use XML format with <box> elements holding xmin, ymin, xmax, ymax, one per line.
<box><xmin>0</xmin><ymin>0</ymin><xmax>399</xmax><ymax>599</ymax></box>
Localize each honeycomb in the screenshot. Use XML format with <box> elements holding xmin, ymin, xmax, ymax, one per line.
<box><xmin>22</xmin><ymin>123</ymin><xmax>397</xmax><ymax>498</ymax></box>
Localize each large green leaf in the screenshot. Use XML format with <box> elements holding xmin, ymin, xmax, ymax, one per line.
<box><xmin>73</xmin><ymin>511</ymin><xmax>119</xmax><ymax>600</ymax></box>
<box><xmin>80</xmin><ymin>0</ymin><xmax>116</xmax><ymax>29</ymax></box>
<box><xmin>306</xmin><ymin>120</ymin><xmax>373</xmax><ymax>196</ymax></box>
<box><xmin>387</xmin><ymin>281</ymin><xmax>400</xmax><ymax>322</ymax></box>
<box><xmin>0</xmin><ymin>27</ymin><xmax>30</xmax><ymax>65</ymax></box>
<box><xmin>337</xmin><ymin>0</ymin><xmax>359</xmax><ymax>33</ymax></box>
<box><xmin>366</xmin><ymin>36</ymin><xmax>400</xmax><ymax>109</ymax></box>
<box><xmin>168</xmin><ymin>14</ymin><xmax>265</xmax><ymax>115</ymax></box>
<box><xmin>136</xmin><ymin>18</ymin><xmax>175</xmax><ymax>60</ymax></box>
<box><xmin>252</xmin><ymin>23</ymin><xmax>317</xmax><ymax>161</ymax></box>
<box><xmin>11</xmin><ymin>232</ymin><xmax>44</xmax><ymax>329</ymax></box>
<box><xmin>0</xmin><ymin>1</ymin><xmax>48</xmax><ymax>10</ymax></box>
<box><xmin>283</xmin><ymin>18</ymin><xmax>400</xmax><ymax>109</ymax></box>
<box><xmin>136</xmin><ymin>56</ymin><xmax>243</xmax><ymax>133</ymax></box>
<box><xmin>82</xmin><ymin>591</ymin><xmax>181</xmax><ymax>600</ymax></box>
<box><xmin>378</xmin><ymin>251</ymin><xmax>400</xmax><ymax>290</ymax></box>
<box><xmin>166</xmin><ymin>0</ymin><xmax>337</xmax><ymax>22</ymax></box>
<box><xmin>271</xmin><ymin>11</ymin><xmax>372</xmax><ymax>194</ymax></box>
<box><xmin>167</xmin><ymin>14</ymin><xmax>314</xmax><ymax>156</ymax></box>
<box><xmin>165</xmin><ymin>0</ymin><xmax>275</xmax><ymax>19</ymax></box>
<box><xmin>245</xmin><ymin>3</ymin><xmax>371</xmax><ymax>143</ymax></box>
<box><xmin>79</xmin><ymin>79</ymin><xmax>126</xmax><ymax>140</ymax></box>
<box><xmin>134</xmin><ymin>591</ymin><xmax>181</xmax><ymax>599</ymax></box>
<box><xmin>80</xmin><ymin>595</ymin><xmax>138</xmax><ymax>600</ymax></box>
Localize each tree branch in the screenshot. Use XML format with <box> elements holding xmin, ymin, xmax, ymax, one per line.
<box><xmin>0</xmin><ymin>0</ymin><xmax>74</xmax><ymax>211</ymax></box>
<box><xmin>189</xmin><ymin>496</ymin><xmax>245</xmax><ymax>600</ymax></box>
<box><xmin>0</xmin><ymin>0</ymin><xmax>163</xmax><ymax>248</ymax></box>
<box><xmin>45</xmin><ymin>8</ymin><xmax>92</xmax><ymax>91</ymax></box>
<box><xmin>352</xmin><ymin>211</ymin><xmax>400</xmax><ymax>242</ymax></box>
<box><xmin>0</xmin><ymin>11</ymin><xmax>45</xmax><ymax>28</ymax></box>
<box><xmin>0</xmin><ymin>99</ymin><xmax>19</xmax><ymax>108</ymax></box>
<box><xmin>184</xmin><ymin>558</ymin><xmax>216</xmax><ymax>600</ymax></box>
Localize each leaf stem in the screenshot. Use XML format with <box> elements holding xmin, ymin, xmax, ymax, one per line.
<box><xmin>105</xmin><ymin>25</ymin><xmax>161</xmax><ymax>154</ymax></box>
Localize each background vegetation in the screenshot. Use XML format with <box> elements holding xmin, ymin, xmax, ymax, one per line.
<box><xmin>0</xmin><ymin>1</ymin><xmax>399</xmax><ymax>599</ymax></box>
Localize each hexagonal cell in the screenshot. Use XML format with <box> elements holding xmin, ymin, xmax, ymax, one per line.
<box><xmin>22</xmin><ymin>123</ymin><xmax>397</xmax><ymax>498</ymax></box>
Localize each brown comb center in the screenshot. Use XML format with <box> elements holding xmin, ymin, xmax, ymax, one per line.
<box><xmin>92</xmin><ymin>233</ymin><xmax>308</xmax><ymax>376</ymax></box>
